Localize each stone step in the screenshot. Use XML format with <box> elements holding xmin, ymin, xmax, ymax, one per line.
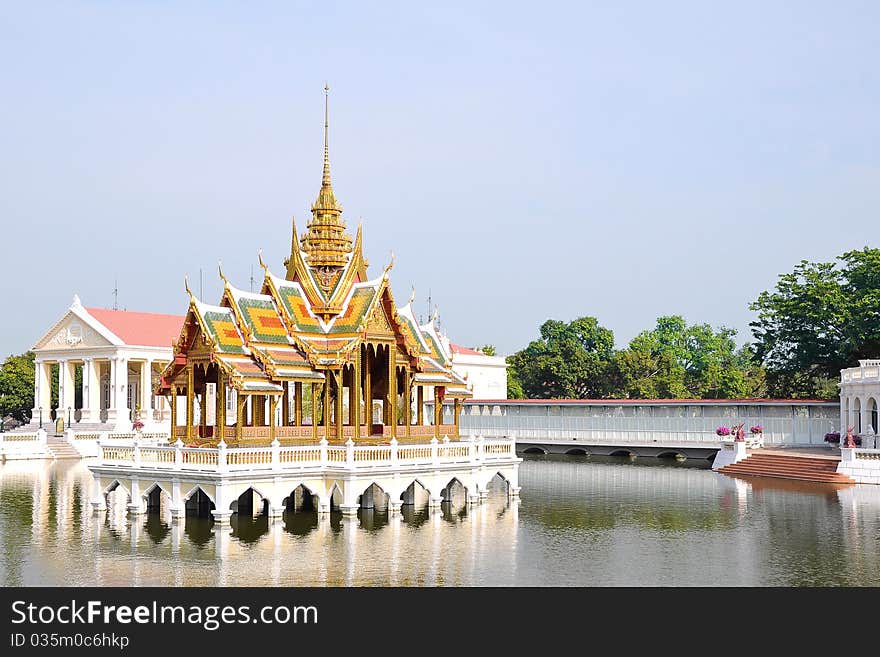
<box><xmin>719</xmin><ymin>452</ymin><xmax>854</xmax><ymax>484</ymax></box>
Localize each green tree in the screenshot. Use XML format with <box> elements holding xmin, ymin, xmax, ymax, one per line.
<box><xmin>508</xmin><ymin>317</ymin><xmax>615</xmax><ymax>398</ymax></box>
<box><xmin>506</xmin><ymin>363</ymin><xmax>525</xmax><ymax>399</ymax></box>
<box><xmin>0</xmin><ymin>352</ymin><xmax>35</xmax><ymax>422</ymax></box>
<box><xmin>750</xmin><ymin>247</ymin><xmax>880</xmax><ymax>397</ymax></box>
<box><xmin>610</xmin><ymin>316</ymin><xmax>763</xmax><ymax>398</ymax></box>
<box><xmin>478</xmin><ymin>345</ymin><xmax>497</xmax><ymax>356</ymax></box>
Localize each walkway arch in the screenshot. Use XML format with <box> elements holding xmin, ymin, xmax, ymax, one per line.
<box><xmin>142</xmin><ymin>482</ymin><xmax>170</xmax><ymax>514</ymax></box>
<box><xmin>869</xmin><ymin>397</ymin><xmax>878</xmax><ymax>435</ymax></box>
<box><xmin>657</xmin><ymin>451</ymin><xmax>686</xmax><ymax>461</ymax></box>
<box><xmin>232</xmin><ymin>487</ymin><xmax>269</xmax><ymax>517</ymax></box>
<box><xmin>610</xmin><ymin>449</ymin><xmax>636</xmax><ymax>459</ymax></box>
<box><xmin>521</xmin><ymin>446</ymin><xmax>547</xmax><ymax>455</ymax></box>
<box><xmin>484</xmin><ymin>471</ymin><xmax>510</xmax><ymax>495</ymax></box>
<box><xmin>400</xmin><ymin>479</ymin><xmax>430</xmax><ymax>507</ymax></box>
<box><xmin>359</xmin><ymin>483</ymin><xmax>389</xmax><ymax>512</ymax></box>
<box><xmin>564</xmin><ymin>448</ymin><xmax>589</xmax><ymax>456</ymax></box>
<box><xmin>284</xmin><ymin>484</ymin><xmax>316</xmax><ymax>513</ymax></box>
<box><xmin>854</xmin><ymin>398</ymin><xmax>862</xmax><ymax>433</ymax></box>
<box><xmin>103</xmin><ymin>480</ymin><xmax>131</xmax><ymax>508</ymax></box>
<box><xmin>441</xmin><ymin>477</ymin><xmax>468</xmax><ymax>506</ymax></box>
<box><xmin>329</xmin><ymin>483</ymin><xmax>343</xmax><ymax>512</ymax></box>
<box><xmin>183</xmin><ymin>486</ymin><xmax>215</xmax><ymax>518</ymax></box>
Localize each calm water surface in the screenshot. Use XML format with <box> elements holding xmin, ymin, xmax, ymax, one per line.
<box><xmin>1</xmin><ymin>454</ymin><xmax>878</xmax><ymax>586</ymax></box>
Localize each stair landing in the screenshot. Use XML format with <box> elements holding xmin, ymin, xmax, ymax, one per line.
<box><xmin>45</xmin><ymin>438</ymin><xmax>83</xmax><ymax>460</ymax></box>
<box><xmin>718</xmin><ymin>449</ymin><xmax>854</xmax><ymax>485</ymax></box>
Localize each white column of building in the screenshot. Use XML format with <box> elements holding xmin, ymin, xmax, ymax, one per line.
<box><xmin>116</xmin><ymin>356</ymin><xmax>130</xmax><ymax>430</ymax></box>
<box><xmin>140</xmin><ymin>360</ymin><xmax>153</xmax><ymax>423</ymax></box>
<box><xmin>861</xmin><ymin>396</ymin><xmax>871</xmax><ymax>438</ymax></box>
<box><xmin>55</xmin><ymin>359</ymin><xmax>69</xmax><ymax>421</ymax></box>
<box><xmin>32</xmin><ymin>359</ymin><xmax>51</xmax><ymax>423</ymax></box>
<box><xmin>86</xmin><ymin>358</ymin><xmax>101</xmax><ymax>423</ymax></box>
<box><xmin>107</xmin><ymin>357</ymin><xmax>118</xmax><ymax>425</ymax></box>
<box><xmin>81</xmin><ymin>359</ymin><xmax>91</xmax><ymax>423</ymax></box>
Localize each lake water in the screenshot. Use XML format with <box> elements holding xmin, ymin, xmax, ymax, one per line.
<box><xmin>1</xmin><ymin>454</ymin><xmax>878</xmax><ymax>586</ymax></box>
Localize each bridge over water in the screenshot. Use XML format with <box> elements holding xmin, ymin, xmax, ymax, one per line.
<box><xmin>455</xmin><ymin>399</ymin><xmax>840</xmax><ymax>460</ymax></box>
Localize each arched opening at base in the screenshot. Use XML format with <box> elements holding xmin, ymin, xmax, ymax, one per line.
<box><xmin>231</xmin><ymin>488</ymin><xmax>269</xmax><ymax>518</ymax></box>
<box><xmin>564</xmin><ymin>448</ymin><xmax>589</xmax><ymax>456</ymax></box>
<box><xmin>522</xmin><ymin>447</ymin><xmax>547</xmax><ymax>455</ymax></box>
<box><xmin>610</xmin><ymin>450</ymin><xmax>636</xmax><ymax>459</ymax></box>
<box><xmin>284</xmin><ymin>484</ymin><xmax>316</xmax><ymax>513</ymax></box>
<box><xmin>358</xmin><ymin>483</ymin><xmax>389</xmax><ymax>512</ymax></box>
<box><xmin>104</xmin><ymin>481</ymin><xmax>130</xmax><ymax>509</ymax></box>
<box><xmin>145</xmin><ymin>485</ymin><xmax>168</xmax><ymax>514</ymax></box>
<box><xmin>441</xmin><ymin>478</ymin><xmax>468</xmax><ymax>521</ymax></box>
<box><xmin>184</xmin><ymin>488</ymin><xmax>215</xmax><ymax>518</ymax></box>
<box><xmin>657</xmin><ymin>451</ymin><xmax>686</xmax><ymax>461</ymax></box>
<box><xmin>485</xmin><ymin>472</ymin><xmax>510</xmax><ymax>496</ymax></box>
<box><xmin>400</xmin><ymin>480</ymin><xmax>430</xmax><ymax>507</ymax></box>
<box><xmin>329</xmin><ymin>485</ymin><xmax>343</xmax><ymax>512</ymax></box>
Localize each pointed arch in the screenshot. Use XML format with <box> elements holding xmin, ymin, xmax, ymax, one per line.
<box><xmin>400</xmin><ymin>479</ymin><xmax>431</xmax><ymax>506</ymax></box>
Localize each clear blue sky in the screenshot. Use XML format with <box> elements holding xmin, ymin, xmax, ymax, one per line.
<box><xmin>1</xmin><ymin>1</ymin><xmax>878</xmax><ymax>357</ymax></box>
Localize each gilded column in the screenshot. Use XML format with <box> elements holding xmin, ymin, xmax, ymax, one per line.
<box><xmin>323</xmin><ymin>378</ymin><xmax>331</xmax><ymax>439</ymax></box>
<box><xmin>236</xmin><ymin>395</ymin><xmax>245</xmax><ymax>441</ymax></box>
<box><xmin>185</xmin><ymin>365</ymin><xmax>194</xmax><ymax>443</ymax></box>
<box><xmin>334</xmin><ymin>371</ymin><xmax>343</xmax><ymax>441</ymax></box>
<box><xmin>170</xmin><ymin>388</ymin><xmax>178</xmax><ymax>436</ymax></box>
<box><xmin>417</xmin><ymin>386</ymin><xmax>424</xmax><ymax>426</ymax></box>
<box><xmin>405</xmin><ymin>370</ymin><xmax>412</xmax><ymax>438</ymax></box>
<box><xmin>434</xmin><ymin>387</ymin><xmax>440</xmax><ymax>439</ymax></box>
<box><xmin>388</xmin><ymin>348</ymin><xmax>397</xmax><ymax>438</ymax></box>
<box><xmin>311</xmin><ymin>383</ymin><xmax>319</xmax><ymax>442</ymax></box>
<box><xmin>294</xmin><ymin>382</ymin><xmax>303</xmax><ymax>427</ymax></box>
<box><xmin>216</xmin><ymin>371</ymin><xmax>225</xmax><ymax>440</ymax></box>
<box><xmin>282</xmin><ymin>383</ymin><xmax>290</xmax><ymax>426</ymax></box>
<box><xmin>363</xmin><ymin>345</ymin><xmax>372</xmax><ymax>433</ymax></box>
<box><xmin>454</xmin><ymin>398</ymin><xmax>462</xmax><ymax>438</ymax></box>
<box><xmin>269</xmin><ymin>396</ymin><xmax>278</xmax><ymax>443</ymax></box>
<box><xmin>352</xmin><ymin>354</ymin><xmax>361</xmax><ymax>439</ymax></box>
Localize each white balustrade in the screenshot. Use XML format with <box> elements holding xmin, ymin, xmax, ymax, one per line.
<box><xmin>91</xmin><ymin>436</ymin><xmax>518</xmax><ymax>474</ymax></box>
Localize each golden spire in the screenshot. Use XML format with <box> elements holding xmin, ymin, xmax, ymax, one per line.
<box><xmin>322</xmin><ymin>82</ymin><xmax>332</xmax><ymax>188</ymax></box>
<box><xmin>300</xmin><ymin>83</ymin><xmax>353</xmax><ymax>277</ymax></box>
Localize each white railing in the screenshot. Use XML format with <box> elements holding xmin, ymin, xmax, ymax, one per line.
<box><xmin>842</xmin><ymin>360</ymin><xmax>880</xmax><ymax>384</ymax></box>
<box><xmin>0</xmin><ymin>430</ymin><xmax>48</xmax><ymax>457</ymax></box>
<box><xmin>94</xmin><ymin>436</ymin><xmax>517</xmax><ymax>474</ymax></box>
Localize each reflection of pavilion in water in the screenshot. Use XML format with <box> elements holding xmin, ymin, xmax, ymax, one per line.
<box><xmin>95</xmin><ymin>472</ymin><xmax>518</xmax><ymax>586</ymax></box>
<box><xmin>0</xmin><ymin>460</ymin><xmax>519</xmax><ymax>585</ymax></box>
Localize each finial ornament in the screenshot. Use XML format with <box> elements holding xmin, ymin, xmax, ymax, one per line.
<box><xmin>218</xmin><ymin>259</ymin><xmax>228</xmax><ymax>285</ymax></box>
<box><xmin>409</xmin><ymin>286</ymin><xmax>416</xmax><ymax>305</ymax></box>
<box><xmin>322</xmin><ymin>82</ymin><xmax>331</xmax><ymax>188</ymax></box>
<box><xmin>258</xmin><ymin>249</ymin><xmax>268</xmax><ymax>271</ymax></box>
<box><xmin>184</xmin><ymin>275</ymin><xmax>193</xmax><ymax>299</ymax></box>
<box><xmin>299</xmin><ymin>84</ymin><xmax>352</xmax><ymax>270</ymax></box>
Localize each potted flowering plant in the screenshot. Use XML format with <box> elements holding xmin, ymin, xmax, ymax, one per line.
<box><xmin>824</xmin><ymin>431</ymin><xmax>840</xmax><ymax>444</ymax></box>
<box><xmin>750</xmin><ymin>425</ymin><xmax>763</xmax><ymax>435</ymax></box>
<box><xmin>716</xmin><ymin>426</ymin><xmax>731</xmax><ymax>437</ymax></box>
<box><xmin>132</xmin><ymin>419</ymin><xmax>145</xmax><ymax>433</ymax></box>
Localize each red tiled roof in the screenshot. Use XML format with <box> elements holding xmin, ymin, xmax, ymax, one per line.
<box><xmin>85</xmin><ymin>307</ymin><xmax>184</xmax><ymax>348</ymax></box>
<box><xmin>450</xmin><ymin>343</ymin><xmax>487</xmax><ymax>356</ymax></box>
<box><xmin>462</xmin><ymin>398</ymin><xmax>837</xmax><ymax>405</ymax></box>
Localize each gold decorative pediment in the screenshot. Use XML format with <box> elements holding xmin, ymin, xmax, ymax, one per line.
<box><xmin>365</xmin><ymin>305</ymin><xmax>394</xmax><ymax>335</ymax></box>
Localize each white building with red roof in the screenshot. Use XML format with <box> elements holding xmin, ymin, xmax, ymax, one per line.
<box><xmin>448</xmin><ymin>343</ymin><xmax>508</xmax><ymax>400</ymax></box>
<box><xmin>29</xmin><ymin>295</ymin><xmax>183</xmax><ymax>432</ymax></box>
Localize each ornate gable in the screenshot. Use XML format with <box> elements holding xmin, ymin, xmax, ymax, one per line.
<box><xmin>33</xmin><ymin>311</ymin><xmax>116</xmax><ymax>351</ymax></box>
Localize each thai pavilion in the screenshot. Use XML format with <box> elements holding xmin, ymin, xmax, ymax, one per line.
<box><xmin>156</xmin><ymin>90</ymin><xmax>472</xmax><ymax>447</ymax></box>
